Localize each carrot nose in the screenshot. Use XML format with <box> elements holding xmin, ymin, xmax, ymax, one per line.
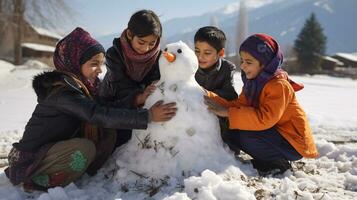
<box><xmin>162</xmin><ymin>51</ymin><xmax>176</xmax><ymax>63</ymax></box>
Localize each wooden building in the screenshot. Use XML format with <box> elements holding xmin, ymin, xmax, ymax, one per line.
<box><xmin>0</xmin><ymin>20</ymin><xmax>61</xmax><ymax>67</ymax></box>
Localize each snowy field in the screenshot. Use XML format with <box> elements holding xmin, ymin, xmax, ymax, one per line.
<box><xmin>0</xmin><ymin>59</ymin><xmax>356</xmax><ymax>200</ymax></box>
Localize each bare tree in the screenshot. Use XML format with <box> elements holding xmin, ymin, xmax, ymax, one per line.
<box><xmin>0</xmin><ymin>0</ymin><xmax>7</xmax><ymax>13</ymax></box>
<box><xmin>13</xmin><ymin>0</ymin><xmax>24</xmax><ymax>65</ymax></box>
<box><xmin>0</xmin><ymin>0</ymin><xmax>11</xmax><ymax>37</ymax></box>
<box><xmin>0</xmin><ymin>1</ymin><xmax>4</xmax><ymax>35</ymax></box>
<box><xmin>0</xmin><ymin>1</ymin><xmax>12</xmax><ymax>22</ymax></box>
<box><xmin>235</xmin><ymin>0</ymin><xmax>248</xmax><ymax>66</ymax></box>
<box><xmin>26</xmin><ymin>0</ymin><xmax>75</xmax><ymax>30</ymax></box>
<box><xmin>0</xmin><ymin>1</ymin><xmax>14</xmax><ymax>62</ymax></box>
<box><xmin>0</xmin><ymin>0</ymin><xmax>75</xmax><ymax>65</ymax></box>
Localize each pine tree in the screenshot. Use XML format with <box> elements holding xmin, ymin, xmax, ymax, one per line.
<box><xmin>294</xmin><ymin>13</ymin><xmax>327</xmax><ymax>73</ymax></box>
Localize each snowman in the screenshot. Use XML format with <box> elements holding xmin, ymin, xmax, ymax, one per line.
<box><xmin>113</xmin><ymin>41</ymin><xmax>235</xmax><ymax>183</ymax></box>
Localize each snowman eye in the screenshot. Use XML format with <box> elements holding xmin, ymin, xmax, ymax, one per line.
<box><xmin>177</xmin><ymin>49</ymin><xmax>182</xmax><ymax>54</ymax></box>
<box><xmin>164</xmin><ymin>48</ymin><xmax>168</xmax><ymax>51</ymax></box>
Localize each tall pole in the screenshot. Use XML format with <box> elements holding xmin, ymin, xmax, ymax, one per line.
<box><xmin>13</xmin><ymin>0</ymin><xmax>24</xmax><ymax>65</ymax></box>
<box><xmin>236</xmin><ymin>0</ymin><xmax>248</xmax><ymax>66</ymax></box>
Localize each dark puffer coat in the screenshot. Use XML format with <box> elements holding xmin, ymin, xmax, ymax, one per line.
<box><xmin>195</xmin><ymin>58</ymin><xmax>238</xmax><ymax>101</ymax></box>
<box><xmin>6</xmin><ymin>71</ymin><xmax>150</xmax><ymax>185</ymax></box>
<box><xmin>99</xmin><ymin>38</ymin><xmax>161</xmax><ymax>109</ymax></box>
<box><xmin>14</xmin><ymin>71</ymin><xmax>149</xmax><ymax>152</ymax></box>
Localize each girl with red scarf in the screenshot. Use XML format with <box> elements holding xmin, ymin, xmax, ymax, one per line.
<box><xmin>100</xmin><ymin>10</ymin><xmax>166</xmax><ymax>147</ymax></box>
<box><xmin>205</xmin><ymin>33</ymin><xmax>318</xmax><ymax>176</ymax></box>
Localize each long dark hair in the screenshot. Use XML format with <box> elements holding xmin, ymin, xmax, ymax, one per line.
<box><xmin>128</xmin><ymin>9</ymin><xmax>162</xmax><ymax>38</ymax></box>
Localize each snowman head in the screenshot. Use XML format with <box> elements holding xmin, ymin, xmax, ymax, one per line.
<box><xmin>159</xmin><ymin>41</ymin><xmax>198</xmax><ymax>82</ymax></box>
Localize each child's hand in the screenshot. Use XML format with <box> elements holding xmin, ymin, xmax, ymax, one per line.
<box><xmin>149</xmin><ymin>100</ymin><xmax>177</xmax><ymax>122</ymax></box>
<box><xmin>143</xmin><ymin>82</ymin><xmax>156</xmax><ymax>97</ymax></box>
<box><xmin>135</xmin><ymin>82</ymin><xmax>157</xmax><ymax>106</ymax></box>
<box><xmin>204</xmin><ymin>95</ymin><xmax>228</xmax><ymax>117</ymax></box>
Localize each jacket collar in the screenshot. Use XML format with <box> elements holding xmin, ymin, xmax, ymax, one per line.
<box><xmin>197</xmin><ymin>58</ymin><xmax>222</xmax><ymax>75</ymax></box>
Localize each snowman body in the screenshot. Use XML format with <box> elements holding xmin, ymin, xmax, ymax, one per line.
<box><xmin>114</xmin><ymin>41</ymin><xmax>234</xmax><ymax>180</ymax></box>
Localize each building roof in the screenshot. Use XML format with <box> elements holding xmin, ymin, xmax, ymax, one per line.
<box><xmin>335</xmin><ymin>53</ymin><xmax>357</xmax><ymax>62</ymax></box>
<box><xmin>323</xmin><ymin>56</ymin><xmax>344</xmax><ymax>65</ymax></box>
<box><xmin>21</xmin><ymin>43</ymin><xmax>55</xmax><ymax>52</ymax></box>
<box><xmin>32</xmin><ymin>26</ymin><xmax>63</xmax><ymax>39</ymax></box>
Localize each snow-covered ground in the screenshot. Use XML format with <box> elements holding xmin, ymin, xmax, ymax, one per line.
<box><xmin>0</xmin><ymin>59</ymin><xmax>356</xmax><ymax>200</ymax></box>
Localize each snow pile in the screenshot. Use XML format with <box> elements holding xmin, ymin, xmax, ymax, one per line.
<box><xmin>22</xmin><ymin>60</ymin><xmax>52</xmax><ymax>70</ymax></box>
<box><xmin>182</xmin><ymin>168</ymin><xmax>254</xmax><ymax>200</ymax></box>
<box><xmin>0</xmin><ymin>60</ymin><xmax>15</xmax><ymax>76</ymax></box>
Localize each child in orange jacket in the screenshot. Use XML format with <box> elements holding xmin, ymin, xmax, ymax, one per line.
<box><xmin>205</xmin><ymin>33</ymin><xmax>318</xmax><ymax>176</ymax></box>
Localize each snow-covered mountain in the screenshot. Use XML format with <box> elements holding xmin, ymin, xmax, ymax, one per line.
<box><xmin>97</xmin><ymin>0</ymin><xmax>285</xmax><ymax>50</ymax></box>
<box><xmin>97</xmin><ymin>0</ymin><xmax>355</xmax><ymax>54</ymax></box>
<box><xmin>162</xmin><ymin>0</ymin><xmax>286</xmax><ymax>39</ymax></box>
<box><xmin>159</xmin><ymin>0</ymin><xmax>357</xmax><ymax>55</ymax></box>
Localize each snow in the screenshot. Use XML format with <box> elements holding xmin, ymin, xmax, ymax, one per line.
<box><xmin>323</xmin><ymin>56</ymin><xmax>344</xmax><ymax>65</ymax></box>
<box><xmin>222</xmin><ymin>0</ymin><xmax>274</xmax><ymax>15</ymax></box>
<box><xmin>112</xmin><ymin>41</ymin><xmax>237</xmax><ymax>184</ymax></box>
<box><xmin>335</xmin><ymin>53</ymin><xmax>357</xmax><ymax>62</ymax></box>
<box><xmin>280</xmin><ymin>27</ymin><xmax>296</xmax><ymax>37</ymax></box>
<box><xmin>314</xmin><ymin>0</ymin><xmax>334</xmax><ymax>14</ymax></box>
<box><xmin>31</xmin><ymin>27</ymin><xmax>63</xmax><ymax>40</ymax></box>
<box><xmin>0</xmin><ymin>60</ymin><xmax>15</xmax><ymax>75</ymax></box>
<box><xmin>1</xmin><ymin>56</ymin><xmax>357</xmax><ymax>199</ymax></box>
<box><xmin>21</xmin><ymin>43</ymin><xmax>55</xmax><ymax>53</ymax></box>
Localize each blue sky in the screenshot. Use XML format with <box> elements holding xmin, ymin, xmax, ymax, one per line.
<box><xmin>67</xmin><ymin>0</ymin><xmax>238</xmax><ymax>37</ymax></box>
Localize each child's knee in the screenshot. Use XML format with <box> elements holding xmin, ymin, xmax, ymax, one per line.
<box><xmin>29</xmin><ymin>139</ymin><xmax>96</xmax><ymax>188</ymax></box>
<box><xmin>61</xmin><ymin>138</ymin><xmax>96</xmax><ymax>174</ymax></box>
<box><xmin>239</xmin><ymin>133</ymin><xmax>262</xmax><ymax>152</ymax></box>
<box><xmin>73</xmin><ymin>138</ymin><xmax>96</xmax><ymax>167</ymax></box>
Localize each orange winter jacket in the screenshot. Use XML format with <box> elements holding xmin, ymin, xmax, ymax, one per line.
<box><xmin>208</xmin><ymin>74</ymin><xmax>319</xmax><ymax>158</ymax></box>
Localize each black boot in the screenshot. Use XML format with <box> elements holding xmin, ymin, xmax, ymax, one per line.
<box><xmin>251</xmin><ymin>159</ymin><xmax>272</xmax><ymax>176</ymax></box>
<box><xmin>269</xmin><ymin>159</ymin><xmax>292</xmax><ymax>175</ymax></box>
<box><xmin>251</xmin><ymin>159</ymin><xmax>292</xmax><ymax>176</ymax></box>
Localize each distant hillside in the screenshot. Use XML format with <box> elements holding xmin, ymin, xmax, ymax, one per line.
<box><xmin>163</xmin><ymin>0</ymin><xmax>357</xmax><ymax>55</ymax></box>
<box><xmin>98</xmin><ymin>0</ymin><xmax>356</xmax><ymax>54</ymax></box>
<box><xmin>97</xmin><ymin>0</ymin><xmax>281</xmax><ymax>50</ymax></box>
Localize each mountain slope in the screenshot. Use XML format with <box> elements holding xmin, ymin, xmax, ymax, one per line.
<box><xmin>163</xmin><ymin>0</ymin><xmax>357</xmax><ymax>54</ymax></box>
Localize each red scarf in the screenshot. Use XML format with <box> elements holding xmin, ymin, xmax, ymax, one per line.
<box><xmin>119</xmin><ymin>29</ymin><xmax>160</xmax><ymax>82</ymax></box>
